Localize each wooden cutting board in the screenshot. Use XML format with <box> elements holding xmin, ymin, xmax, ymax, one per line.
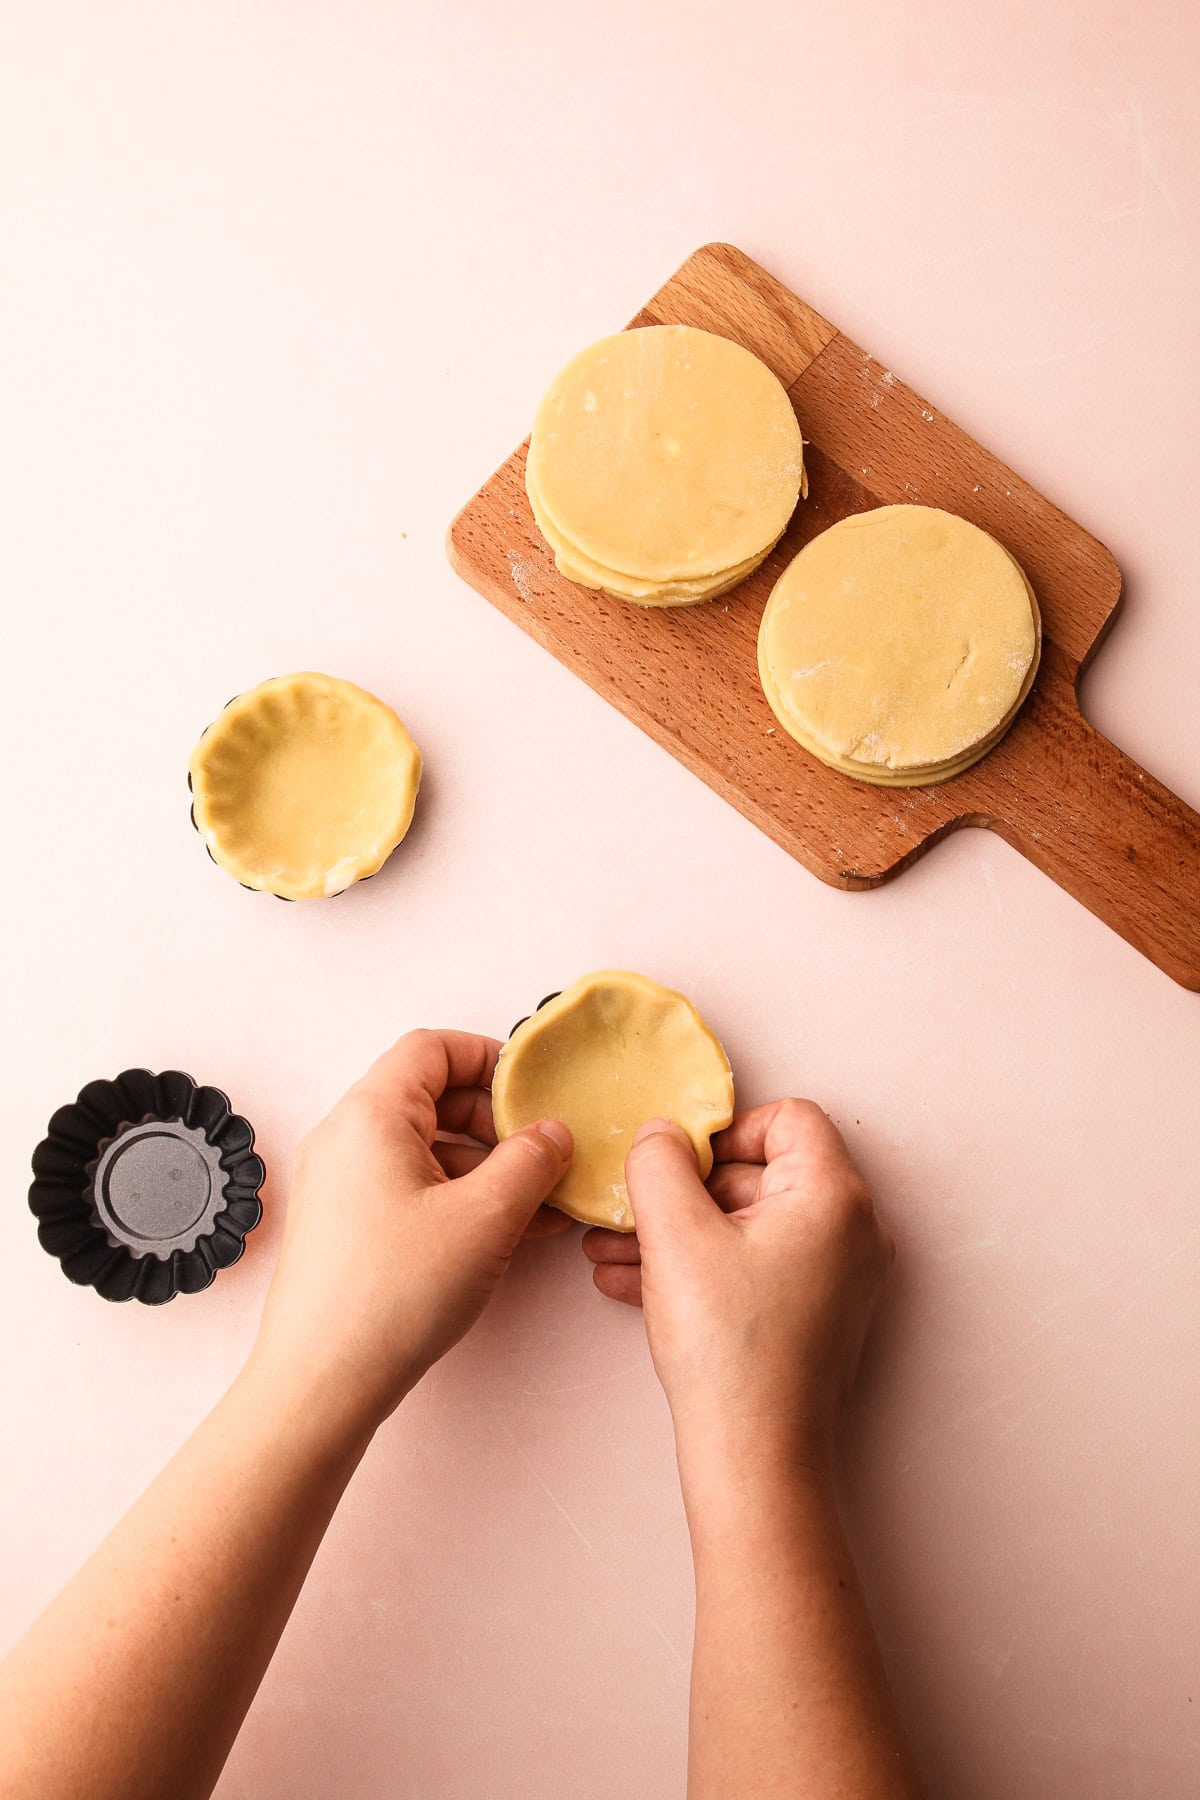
<box><xmin>448</xmin><ymin>243</ymin><xmax>1200</xmax><ymax>990</ymax></box>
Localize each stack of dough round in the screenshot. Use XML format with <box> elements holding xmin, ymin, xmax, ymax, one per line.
<box><xmin>757</xmin><ymin>505</ymin><xmax>1041</xmax><ymax>786</ymax></box>
<box><xmin>526</xmin><ymin>324</ymin><xmax>804</xmax><ymax>607</ymax></box>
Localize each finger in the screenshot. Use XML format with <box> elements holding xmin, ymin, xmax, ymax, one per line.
<box><xmin>581</xmin><ymin>1227</ymin><xmax>642</xmax><ymax>1266</ymax></box>
<box><xmin>361</xmin><ymin>1030</ymin><xmax>503</xmax><ymax>1108</ymax></box>
<box><xmin>713</xmin><ymin>1097</ymin><xmax>846</xmax><ymax>1167</ymax></box>
<box><xmin>725</xmin><ymin>1100</ymin><xmax>871</xmax><ymax>1216</ymax></box>
<box><xmin>706</xmin><ymin>1162</ymin><xmax>760</xmax><ymax>1214</ymax></box>
<box><xmin>591</xmin><ymin>1263</ymin><xmax>643</xmax><ymax>1307</ymax></box>
<box><xmin>435</xmin><ymin>1086</ymin><xmax>497</xmax><ymax>1145</ymax></box>
<box><xmin>624</xmin><ymin>1119</ymin><xmax>723</xmax><ymax>1246</ymax></box>
<box><xmin>454</xmin><ymin>1119</ymin><xmax>573</xmax><ymax>1237</ymax></box>
<box><xmin>433</xmin><ymin>1141</ymin><xmax>488</xmax><ymax>1180</ymax></box>
<box><xmin>521</xmin><ymin>1206</ymin><xmax>574</xmax><ymax>1241</ymax></box>
<box><xmin>351</xmin><ymin>1031</ymin><xmax>503</xmax><ymax>1143</ymax></box>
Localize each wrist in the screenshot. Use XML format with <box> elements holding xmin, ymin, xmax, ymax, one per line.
<box><xmin>238</xmin><ymin>1337</ymin><xmax>418</xmax><ymax>1465</ymax></box>
<box><xmin>676</xmin><ymin>1428</ymin><xmax>838</xmax><ymax>1564</ymax></box>
<box><xmin>670</xmin><ymin>1400</ymin><xmax>835</xmax><ymax>1511</ymax></box>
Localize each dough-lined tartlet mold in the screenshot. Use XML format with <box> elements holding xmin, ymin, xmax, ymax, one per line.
<box><xmin>526</xmin><ymin>324</ymin><xmax>804</xmax><ymax>606</ymax></box>
<box><xmin>758</xmin><ymin>505</ymin><xmax>1042</xmax><ymax>786</ymax></box>
<box><xmin>28</xmin><ymin>1068</ymin><xmax>264</xmax><ymax>1305</ymax></box>
<box><xmin>189</xmin><ymin>672</ymin><xmax>422</xmax><ymax>900</ymax></box>
<box><xmin>493</xmin><ymin>970</ymin><xmax>734</xmax><ymax>1232</ymax></box>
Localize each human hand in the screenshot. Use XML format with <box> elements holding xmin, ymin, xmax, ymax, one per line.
<box><xmin>582</xmin><ymin>1100</ymin><xmax>893</xmax><ymax>1477</ymax></box>
<box><xmin>251</xmin><ymin>1031</ymin><xmax>572</xmax><ymax>1441</ymax></box>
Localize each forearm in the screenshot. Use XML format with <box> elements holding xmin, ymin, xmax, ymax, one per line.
<box><xmin>0</xmin><ymin>1356</ymin><xmax>380</xmax><ymax>1800</ymax></box>
<box><xmin>679</xmin><ymin>1430</ymin><xmax>920</xmax><ymax>1800</ymax></box>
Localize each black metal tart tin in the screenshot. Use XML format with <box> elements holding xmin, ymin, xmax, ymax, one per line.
<box><xmin>509</xmin><ymin>992</ymin><xmax>562</xmax><ymax>1037</ymax></box>
<box><xmin>28</xmin><ymin>1069</ymin><xmax>264</xmax><ymax>1304</ymax></box>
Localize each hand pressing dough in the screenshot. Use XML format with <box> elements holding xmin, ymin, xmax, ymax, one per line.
<box><xmin>189</xmin><ymin>672</ymin><xmax>422</xmax><ymax>899</ymax></box>
<box><xmin>527</xmin><ymin>325</ymin><xmax>804</xmax><ymax>599</ymax></box>
<box><xmin>757</xmin><ymin>505</ymin><xmax>1041</xmax><ymax>786</ymax></box>
<box><xmin>491</xmin><ymin>970</ymin><xmax>734</xmax><ymax>1231</ymax></box>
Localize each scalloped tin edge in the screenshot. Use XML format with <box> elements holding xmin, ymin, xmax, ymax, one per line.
<box><xmin>509</xmin><ymin>992</ymin><xmax>563</xmax><ymax>1037</ymax></box>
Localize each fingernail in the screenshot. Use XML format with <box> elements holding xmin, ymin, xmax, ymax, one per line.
<box><xmin>533</xmin><ymin>1118</ymin><xmax>572</xmax><ymax>1158</ymax></box>
<box><xmin>631</xmin><ymin>1117</ymin><xmax>676</xmax><ymax>1146</ymax></box>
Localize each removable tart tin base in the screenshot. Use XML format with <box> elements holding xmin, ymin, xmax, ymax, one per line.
<box><xmin>29</xmin><ymin>1069</ymin><xmax>265</xmax><ymax>1305</ymax></box>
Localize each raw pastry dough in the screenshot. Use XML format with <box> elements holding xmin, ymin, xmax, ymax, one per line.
<box><xmin>526</xmin><ymin>461</ymin><xmax>774</xmax><ymax>606</ymax></box>
<box><xmin>757</xmin><ymin>505</ymin><xmax>1041</xmax><ymax>786</ymax></box>
<box><xmin>189</xmin><ymin>672</ymin><xmax>422</xmax><ymax>899</ymax></box>
<box><xmin>527</xmin><ymin>325</ymin><xmax>803</xmax><ymax>604</ymax></box>
<box><xmin>491</xmin><ymin>970</ymin><xmax>734</xmax><ymax>1231</ymax></box>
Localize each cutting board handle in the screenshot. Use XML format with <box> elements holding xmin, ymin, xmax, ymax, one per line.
<box><xmin>994</xmin><ymin>646</ymin><xmax>1200</xmax><ymax>989</ymax></box>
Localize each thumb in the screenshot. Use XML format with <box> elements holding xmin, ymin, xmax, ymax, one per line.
<box><xmin>458</xmin><ymin>1119</ymin><xmax>572</xmax><ymax>1238</ymax></box>
<box><xmin>625</xmin><ymin>1119</ymin><xmax>721</xmax><ymax>1245</ymax></box>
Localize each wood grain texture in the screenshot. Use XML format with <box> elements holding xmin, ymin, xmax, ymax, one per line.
<box><xmin>448</xmin><ymin>243</ymin><xmax>1200</xmax><ymax>989</ymax></box>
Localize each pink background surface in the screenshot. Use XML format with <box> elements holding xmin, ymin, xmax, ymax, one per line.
<box><xmin>2</xmin><ymin>3</ymin><xmax>1198</xmax><ymax>1795</ymax></box>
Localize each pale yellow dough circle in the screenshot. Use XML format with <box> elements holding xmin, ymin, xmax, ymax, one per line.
<box><xmin>526</xmin><ymin>461</ymin><xmax>772</xmax><ymax>606</ymax></box>
<box><xmin>757</xmin><ymin>506</ymin><xmax>1041</xmax><ymax>786</ymax></box>
<box><xmin>189</xmin><ymin>672</ymin><xmax>422</xmax><ymax>899</ymax></box>
<box><xmin>491</xmin><ymin>970</ymin><xmax>734</xmax><ymax>1231</ymax></box>
<box><xmin>527</xmin><ymin>324</ymin><xmax>804</xmax><ymax>587</ymax></box>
